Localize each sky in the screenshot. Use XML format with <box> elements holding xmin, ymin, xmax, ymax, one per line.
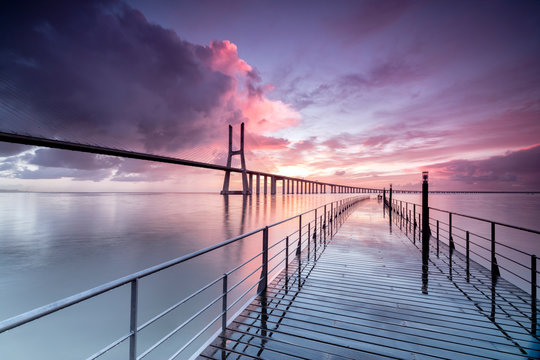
<box><xmin>0</xmin><ymin>0</ymin><xmax>539</xmax><ymax>192</ymax></box>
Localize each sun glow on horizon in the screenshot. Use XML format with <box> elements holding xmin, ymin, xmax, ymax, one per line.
<box><xmin>276</xmin><ymin>165</ymin><xmax>313</xmax><ymax>178</ymax></box>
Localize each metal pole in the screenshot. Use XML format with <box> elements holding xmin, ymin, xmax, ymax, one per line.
<box><xmin>257</xmin><ymin>227</ymin><xmax>269</xmax><ymax>294</ymax></box>
<box><xmin>324</xmin><ymin>205</ymin><xmax>327</xmax><ymax>238</ymax></box>
<box><xmin>319</xmin><ymin>215</ymin><xmax>323</xmax><ymax>245</ymax></box>
<box><xmin>307</xmin><ymin>222</ymin><xmax>311</xmax><ymax>260</ymax></box>
<box><xmin>285</xmin><ymin>236</ymin><xmax>289</xmax><ymax>277</ymax></box>
<box><xmin>315</xmin><ymin>208</ymin><xmax>318</xmax><ymax>242</ymax></box>
<box><xmin>421</xmin><ymin>172</ymin><xmax>429</xmax><ymax>294</ymax></box>
<box><xmin>436</xmin><ymin>220</ymin><xmax>439</xmax><ymax>257</ymax></box>
<box><xmin>221</xmin><ymin>274</ymin><xmax>228</xmax><ymax>335</ymax></box>
<box><xmin>297</xmin><ymin>215</ymin><xmax>302</xmax><ymax>256</ymax></box>
<box><xmin>491</xmin><ymin>222</ymin><xmax>500</xmax><ymax>280</ymax></box>
<box><xmin>330</xmin><ymin>203</ymin><xmax>334</xmax><ymax>236</ymax></box>
<box><xmin>449</xmin><ymin>212</ymin><xmax>454</xmax><ymax>251</ymax></box>
<box><xmin>532</xmin><ymin>254</ymin><xmax>537</xmax><ymax>335</ymax></box>
<box><xmin>406</xmin><ymin>202</ymin><xmax>408</xmax><ymax>222</ymax></box>
<box><xmin>466</xmin><ymin>231</ymin><xmax>470</xmax><ymax>282</ymax></box>
<box><xmin>389</xmin><ymin>184</ymin><xmax>392</xmax><ymax>211</ymax></box>
<box><xmin>129</xmin><ymin>279</ymin><xmax>138</xmax><ymax>360</ymax></box>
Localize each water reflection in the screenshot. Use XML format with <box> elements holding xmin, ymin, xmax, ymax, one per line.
<box><xmin>0</xmin><ymin>192</ymin><xmax>354</xmax><ymax>359</ymax></box>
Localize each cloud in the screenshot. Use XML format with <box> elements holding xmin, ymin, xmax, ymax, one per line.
<box><xmin>426</xmin><ymin>145</ymin><xmax>540</xmax><ymax>189</ymax></box>
<box><xmin>0</xmin><ymin>142</ymin><xmax>27</xmax><ymax>157</ymax></box>
<box><xmin>329</xmin><ymin>0</ymin><xmax>414</xmax><ymax>39</ymax></box>
<box><xmin>0</xmin><ymin>0</ymin><xmax>300</xmax><ymax>181</ymax></box>
<box><xmin>29</xmin><ymin>149</ymin><xmax>121</xmax><ymax>170</ymax></box>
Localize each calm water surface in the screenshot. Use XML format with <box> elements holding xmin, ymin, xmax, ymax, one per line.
<box><xmin>0</xmin><ymin>192</ymin><xmax>538</xmax><ymax>359</ymax></box>
<box><xmin>0</xmin><ymin>192</ymin><xmax>352</xmax><ymax>359</ymax></box>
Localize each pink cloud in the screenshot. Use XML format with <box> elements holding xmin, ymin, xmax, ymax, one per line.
<box><xmin>0</xmin><ymin>1</ymin><xmax>301</xmax><ymax>182</ymax></box>
<box><xmin>426</xmin><ymin>145</ymin><xmax>540</xmax><ymax>190</ymax></box>
<box><xmin>201</xmin><ymin>40</ymin><xmax>254</xmax><ymax>76</ymax></box>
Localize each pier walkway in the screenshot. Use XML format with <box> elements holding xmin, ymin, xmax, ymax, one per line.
<box><xmin>201</xmin><ymin>199</ymin><xmax>540</xmax><ymax>359</ymax></box>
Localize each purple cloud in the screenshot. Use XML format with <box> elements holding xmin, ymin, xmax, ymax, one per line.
<box><xmin>0</xmin><ymin>0</ymin><xmax>299</xmax><ymax>182</ymax></box>
<box><xmin>427</xmin><ymin>145</ymin><xmax>540</xmax><ymax>189</ymax></box>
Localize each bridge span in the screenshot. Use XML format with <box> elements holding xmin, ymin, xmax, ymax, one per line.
<box><xmin>0</xmin><ymin>130</ymin><xmax>381</xmax><ymax>195</ymax></box>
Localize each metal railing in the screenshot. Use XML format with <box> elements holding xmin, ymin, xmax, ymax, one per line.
<box><xmin>385</xmin><ymin>197</ymin><xmax>539</xmax><ymax>335</ymax></box>
<box><xmin>0</xmin><ymin>196</ymin><xmax>366</xmax><ymax>359</ymax></box>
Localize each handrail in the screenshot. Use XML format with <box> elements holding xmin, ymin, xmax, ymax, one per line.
<box><xmin>0</xmin><ymin>197</ymin><xmax>353</xmax><ymax>333</ymax></box>
<box><xmin>385</xmin><ymin>195</ymin><xmax>539</xmax><ymax>341</ymax></box>
<box><xmin>397</xmin><ymin>199</ymin><xmax>540</xmax><ymax>235</ymax></box>
<box><xmin>0</xmin><ymin>195</ymin><xmax>366</xmax><ymax>360</ymax></box>
<box><xmin>385</xmin><ymin>197</ymin><xmax>539</xmax><ymax>295</ymax></box>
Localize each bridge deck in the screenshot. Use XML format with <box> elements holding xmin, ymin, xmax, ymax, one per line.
<box><xmin>200</xmin><ymin>199</ymin><xmax>539</xmax><ymax>359</ymax></box>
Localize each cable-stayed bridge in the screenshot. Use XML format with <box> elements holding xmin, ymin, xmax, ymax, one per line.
<box><xmin>0</xmin><ymin>125</ymin><xmax>380</xmax><ymax>195</ymax></box>
<box><xmin>1</xmin><ymin>126</ymin><xmax>537</xmax><ymax>195</ymax></box>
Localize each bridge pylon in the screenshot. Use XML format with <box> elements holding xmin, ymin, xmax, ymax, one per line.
<box><xmin>221</xmin><ymin>123</ymin><xmax>251</xmax><ymax>195</ymax></box>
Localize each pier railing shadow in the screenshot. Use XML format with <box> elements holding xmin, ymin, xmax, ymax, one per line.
<box><xmin>386</xmin><ymin>198</ymin><xmax>539</xmax><ymax>338</ymax></box>
<box><xmin>0</xmin><ymin>196</ymin><xmax>367</xmax><ymax>360</ymax></box>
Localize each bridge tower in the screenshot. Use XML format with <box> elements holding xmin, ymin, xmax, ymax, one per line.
<box><xmin>221</xmin><ymin>123</ymin><xmax>251</xmax><ymax>195</ymax></box>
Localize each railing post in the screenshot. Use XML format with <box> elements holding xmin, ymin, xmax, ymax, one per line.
<box><xmin>436</xmin><ymin>220</ymin><xmax>439</xmax><ymax>257</ymax></box>
<box><xmin>297</xmin><ymin>215</ymin><xmax>302</xmax><ymax>256</ymax></box>
<box><xmin>406</xmin><ymin>202</ymin><xmax>408</xmax><ymax>223</ymax></box>
<box><xmin>421</xmin><ymin>172</ymin><xmax>429</xmax><ymax>294</ymax></box>
<box><xmin>491</xmin><ymin>222</ymin><xmax>500</xmax><ymax>281</ymax></box>
<box><xmin>221</xmin><ymin>273</ymin><xmax>228</xmax><ymax>335</ymax></box>
<box><xmin>257</xmin><ymin>227</ymin><xmax>269</xmax><ymax>294</ymax></box>
<box><xmin>449</xmin><ymin>212</ymin><xmax>455</xmax><ymax>251</ymax></box>
<box><xmin>129</xmin><ymin>279</ymin><xmax>138</xmax><ymax>360</ymax></box>
<box><xmin>307</xmin><ymin>222</ymin><xmax>311</xmax><ymax>260</ymax></box>
<box><xmin>319</xmin><ymin>215</ymin><xmax>323</xmax><ymax>245</ymax></box>
<box><xmin>285</xmin><ymin>236</ymin><xmax>289</xmax><ymax>276</ymax></box>
<box><xmin>314</xmin><ymin>208</ymin><xmax>318</xmax><ymax>242</ymax></box>
<box><xmin>389</xmin><ymin>184</ymin><xmax>392</xmax><ymax>211</ymax></box>
<box><xmin>330</xmin><ymin>202</ymin><xmax>334</xmax><ymax>236</ymax></box>
<box><xmin>324</xmin><ymin>205</ymin><xmax>327</xmax><ymax>238</ymax></box>
<box><xmin>466</xmin><ymin>231</ymin><xmax>470</xmax><ymax>282</ymax></box>
<box><xmin>532</xmin><ymin>254</ymin><xmax>537</xmax><ymax>335</ymax></box>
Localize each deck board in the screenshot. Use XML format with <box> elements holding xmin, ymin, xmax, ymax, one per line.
<box><xmin>200</xmin><ymin>199</ymin><xmax>539</xmax><ymax>359</ymax></box>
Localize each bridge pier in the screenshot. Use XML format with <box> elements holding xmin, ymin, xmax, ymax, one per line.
<box><xmin>271</xmin><ymin>176</ymin><xmax>277</xmax><ymax>195</ymax></box>
<box><xmin>221</xmin><ymin>123</ymin><xmax>250</xmax><ymax>195</ymax></box>
<box><xmin>256</xmin><ymin>174</ymin><xmax>260</xmax><ymax>195</ymax></box>
<box><xmin>264</xmin><ymin>176</ymin><xmax>267</xmax><ymax>195</ymax></box>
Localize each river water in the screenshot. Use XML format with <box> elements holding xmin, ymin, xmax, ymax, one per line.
<box><xmin>0</xmin><ymin>192</ymin><xmax>538</xmax><ymax>359</ymax></box>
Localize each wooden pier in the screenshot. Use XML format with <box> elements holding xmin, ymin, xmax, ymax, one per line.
<box><xmin>201</xmin><ymin>199</ymin><xmax>539</xmax><ymax>359</ymax></box>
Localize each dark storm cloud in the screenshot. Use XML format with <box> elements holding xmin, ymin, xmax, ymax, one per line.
<box><xmin>427</xmin><ymin>145</ymin><xmax>540</xmax><ymax>188</ymax></box>
<box><xmin>0</xmin><ymin>142</ymin><xmax>28</xmax><ymax>157</ymax></box>
<box><xmin>0</xmin><ymin>0</ymin><xmax>232</xmax><ymax>155</ymax></box>
<box><xmin>0</xmin><ymin>0</ymin><xmax>258</xmax><ymax>180</ymax></box>
<box><xmin>28</xmin><ymin>149</ymin><xmax>122</xmax><ymax>170</ymax></box>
